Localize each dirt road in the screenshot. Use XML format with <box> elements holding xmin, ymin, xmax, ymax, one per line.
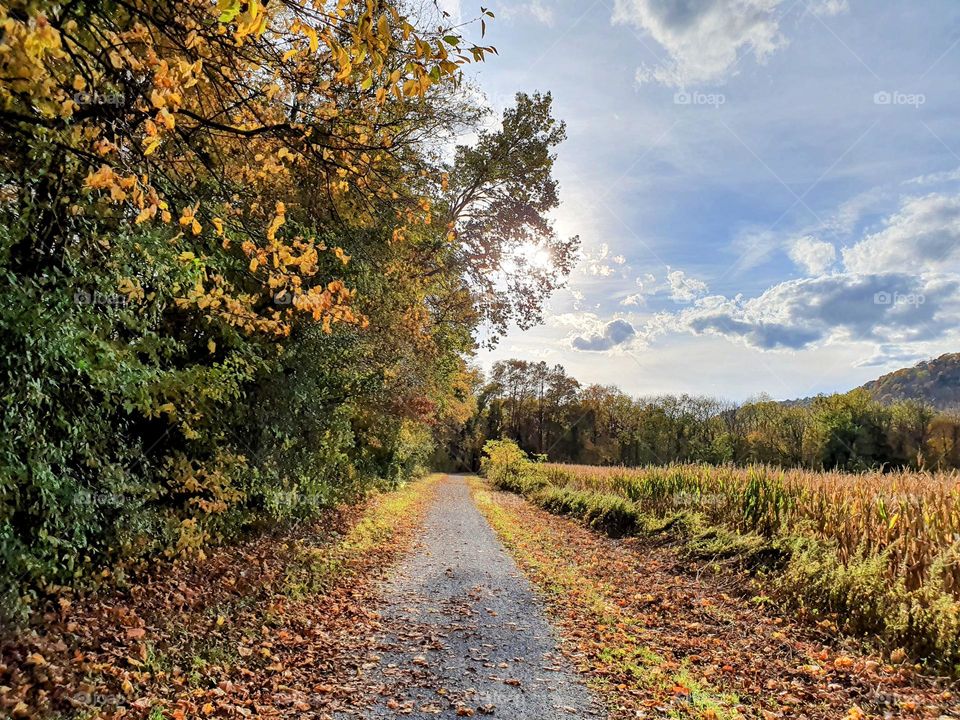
<box><xmin>347</xmin><ymin>474</ymin><xmax>600</xmax><ymax>719</ymax></box>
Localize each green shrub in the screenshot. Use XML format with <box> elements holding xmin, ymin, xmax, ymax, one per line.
<box><xmin>481</xmin><ymin>439</ymin><xmax>535</xmax><ymax>492</ymax></box>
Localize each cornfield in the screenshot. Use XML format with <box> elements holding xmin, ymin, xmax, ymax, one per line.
<box><xmin>541</xmin><ymin>463</ymin><xmax>960</xmax><ymax>597</ymax></box>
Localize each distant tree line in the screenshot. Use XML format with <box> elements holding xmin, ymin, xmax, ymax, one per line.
<box><xmin>445</xmin><ymin>359</ymin><xmax>960</xmax><ymax>472</ymax></box>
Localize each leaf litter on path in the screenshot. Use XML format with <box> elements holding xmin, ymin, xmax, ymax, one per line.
<box><xmin>1</xmin><ymin>476</ymin><xmax>443</xmax><ymax>719</ymax></box>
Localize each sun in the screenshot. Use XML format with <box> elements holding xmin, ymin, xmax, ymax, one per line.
<box><xmin>501</xmin><ymin>241</ymin><xmax>553</xmax><ymax>274</ymax></box>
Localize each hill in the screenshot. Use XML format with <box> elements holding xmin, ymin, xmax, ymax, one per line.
<box><xmin>862</xmin><ymin>353</ymin><xmax>960</xmax><ymax>410</ymax></box>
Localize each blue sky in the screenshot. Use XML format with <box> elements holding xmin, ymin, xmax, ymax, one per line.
<box><xmin>453</xmin><ymin>0</ymin><xmax>960</xmax><ymax>401</ymax></box>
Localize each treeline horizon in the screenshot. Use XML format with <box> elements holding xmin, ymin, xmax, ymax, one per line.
<box><xmin>445</xmin><ymin>359</ymin><xmax>960</xmax><ymax>472</ymax></box>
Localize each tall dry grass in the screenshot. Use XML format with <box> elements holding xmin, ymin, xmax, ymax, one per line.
<box><xmin>483</xmin><ymin>439</ymin><xmax>960</xmax><ymax>664</ymax></box>
<box><xmin>541</xmin><ymin>463</ymin><xmax>960</xmax><ymax>596</ymax></box>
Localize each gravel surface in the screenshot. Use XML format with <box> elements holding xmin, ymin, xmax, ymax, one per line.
<box><xmin>349</xmin><ymin>474</ymin><xmax>600</xmax><ymax>719</ymax></box>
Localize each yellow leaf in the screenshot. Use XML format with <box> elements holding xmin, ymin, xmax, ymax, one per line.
<box><xmin>304</xmin><ymin>24</ymin><xmax>319</xmax><ymax>53</ymax></box>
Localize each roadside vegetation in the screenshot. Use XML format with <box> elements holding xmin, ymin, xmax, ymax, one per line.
<box><xmin>0</xmin><ymin>0</ymin><xmax>575</xmax><ymax>621</ymax></box>
<box><xmin>0</xmin><ymin>475</ymin><xmax>441</xmax><ymax>718</ymax></box>
<box><xmin>472</xmin><ymin>475</ymin><xmax>958</xmax><ymax>720</ymax></box>
<box><xmin>480</xmin><ymin>439</ymin><xmax>960</xmax><ymax>673</ymax></box>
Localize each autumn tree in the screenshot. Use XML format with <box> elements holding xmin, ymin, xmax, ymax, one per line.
<box><xmin>0</xmin><ymin>0</ymin><xmax>514</xmax><ymax>617</ymax></box>
<box><xmin>442</xmin><ymin>91</ymin><xmax>579</xmax><ymax>340</ymax></box>
<box><xmin>466</xmin><ymin>358</ymin><xmax>960</xmax><ymax>472</ymax></box>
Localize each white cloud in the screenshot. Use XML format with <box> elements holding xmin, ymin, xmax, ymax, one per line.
<box><xmin>572</xmin><ymin>319</ymin><xmax>637</xmax><ymax>352</ymax></box>
<box><xmin>501</xmin><ymin>0</ymin><xmax>555</xmax><ymax>26</ymax></box>
<box><xmin>635</xmin><ymin>272</ymin><xmax>657</xmax><ymax>292</ymax></box>
<box><xmin>550</xmin><ymin>311</ymin><xmax>598</xmax><ymax>331</ymax></box>
<box><xmin>679</xmin><ymin>273</ymin><xmax>960</xmax><ymax>351</ymax></box>
<box><xmin>673</xmin><ymin>191</ymin><xmax>960</xmax><ymax>351</ymax></box>
<box><xmin>788</xmin><ymin>236</ymin><xmax>836</xmax><ymax>275</ymax></box>
<box><xmin>435</xmin><ymin>0</ymin><xmax>462</xmax><ymax>23</ymax></box>
<box><xmin>810</xmin><ymin>0</ymin><xmax>849</xmax><ymax>17</ymax></box>
<box><xmin>577</xmin><ymin>191</ymin><xmax>960</xmax><ymax>357</ymax></box>
<box><xmin>624</xmin><ymin>269</ymin><xmax>708</xmax><ymax>303</ymax></box>
<box><xmin>905</xmin><ymin>166</ymin><xmax>960</xmax><ymax>186</ymax></box>
<box><xmin>823</xmin><ymin>186</ymin><xmax>891</xmax><ymax>236</ymax></box>
<box><xmin>528</xmin><ymin>0</ymin><xmax>555</xmax><ymax>26</ymax></box>
<box><xmin>582</xmin><ymin>242</ymin><xmax>625</xmax><ymax>277</ymax></box>
<box><xmin>508</xmin><ymin>344</ymin><xmax>557</xmax><ymax>359</ymax></box>
<box><xmin>612</xmin><ymin>0</ymin><xmax>786</xmax><ymax>87</ymax></box>
<box><xmin>591</xmin><ymin>264</ymin><xmax>616</xmax><ymax>277</ymax></box>
<box><xmin>842</xmin><ymin>193</ymin><xmax>960</xmax><ymax>275</ymax></box>
<box><xmin>731</xmin><ymin>228</ymin><xmax>782</xmax><ymax>272</ymax></box>
<box><xmin>854</xmin><ymin>344</ymin><xmax>927</xmax><ymax>368</ymax></box>
<box><xmin>667</xmin><ymin>269</ymin><xmax>709</xmax><ymax>302</ymax></box>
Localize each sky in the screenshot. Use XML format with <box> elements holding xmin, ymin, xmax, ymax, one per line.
<box><xmin>451</xmin><ymin>0</ymin><xmax>960</xmax><ymax>401</ymax></box>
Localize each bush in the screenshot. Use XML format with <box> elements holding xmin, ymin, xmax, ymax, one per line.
<box><xmin>481</xmin><ymin>439</ymin><xmax>535</xmax><ymax>492</ymax></box>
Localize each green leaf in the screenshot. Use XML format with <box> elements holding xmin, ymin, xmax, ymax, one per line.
<box><xmin>218</xmin><ymin>0</ymin><xmax>241</xmax><ymax>23</ymax></box>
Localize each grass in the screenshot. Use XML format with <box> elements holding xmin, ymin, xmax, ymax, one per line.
<box><xmin>283</xmin><ymin>473</ymin><xmax>442</xmax><ymax>598</ymax></box>
<box><xmin>19</xmin><ymin>474</ymin><xmax>443</xmax><ymax>720</ymax></box>
<box><xmin>480</xmin><ymin>444</ymin><xmax>960</xmax><ymax>673</ymax></box>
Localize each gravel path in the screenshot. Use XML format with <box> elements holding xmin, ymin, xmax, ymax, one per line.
<box><xmin>349</xmin><ymin>474</ymin><xmax>600</xmax><ymax>719</ymax></box>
